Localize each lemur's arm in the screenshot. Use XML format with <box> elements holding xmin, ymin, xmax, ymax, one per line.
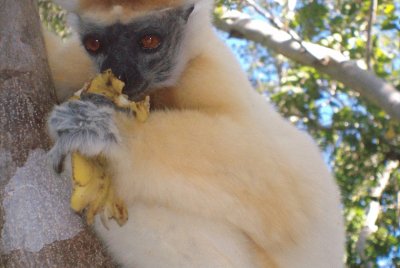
<box><xmin>43</xmin><ymin>29</ymin><xmax>96</xmax><ymax>101</ymax></box>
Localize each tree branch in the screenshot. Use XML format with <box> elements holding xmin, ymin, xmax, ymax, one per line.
<box><xmin>214</xmin><ymin>10</ymin><xmax>400</xmax><ymax>121</ymax></box>
<box><xmin>355</xmin><ymin>160</ymin><xmax>399</xmax><ymax>266</ymax></box>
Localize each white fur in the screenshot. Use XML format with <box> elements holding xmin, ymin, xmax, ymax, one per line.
<box><xmin>96</xmin><ymin>204</ymin><xmax>258</xmax><ymax>267</ymax></box>
<box><xmin>44</xmin><ymin>0</ymin><xmax>345</xmax><ymax>266</ymax></box>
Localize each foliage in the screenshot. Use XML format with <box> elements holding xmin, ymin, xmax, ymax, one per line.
<box><xmin>38</xmin><ymin>0</ymin><xmax>70</xmax><ymax>38</ymax></box>
<box><xmin>40</xmin><ymin>0</ymin><xmax>400</xmax><ymax>266</ymax></box>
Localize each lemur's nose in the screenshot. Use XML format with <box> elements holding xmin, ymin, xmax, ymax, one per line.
<box><xmin>100</xmin><ymin>59</ymin><xmax>127</xmax><ymax>83</ymax></box>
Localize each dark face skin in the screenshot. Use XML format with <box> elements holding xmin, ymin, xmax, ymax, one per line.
<box><xmin>78</xmin><ymin>5</ymin><xmax>194</xmax><ymax>100</ymax></box>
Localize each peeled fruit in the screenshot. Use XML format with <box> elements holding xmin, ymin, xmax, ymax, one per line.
<box><xmin>70</xmin><ymin>70</ymin><xmax>150</xmax><ymax>227</ymax></box>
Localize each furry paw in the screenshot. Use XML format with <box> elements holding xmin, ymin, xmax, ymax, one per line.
<box><xmin>47</xmin><ymin>99</ymin><xmax>119</xmax><ymax>173</ymax></box>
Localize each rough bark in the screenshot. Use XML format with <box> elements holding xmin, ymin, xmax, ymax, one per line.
<box><xmin>214</xmin><ymin>10</ymin><xmax>400</xmax><ymax>121</ymax></box>
<box><xmin>0</xmin><ymin>1</ymin><xmax>115</xmax><ymax>267</ymax></box>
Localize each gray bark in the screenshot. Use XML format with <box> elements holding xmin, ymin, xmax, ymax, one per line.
<box><xmin>0</xmin><ymin>1</ymin><xmax>115</xmax><ymax>267</ymax></box>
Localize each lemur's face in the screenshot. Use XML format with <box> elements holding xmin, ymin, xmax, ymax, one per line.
<box><xmin>77</xmin><ymin>5</ymin><xmax>194</xmax><ymax>100</ymax></box>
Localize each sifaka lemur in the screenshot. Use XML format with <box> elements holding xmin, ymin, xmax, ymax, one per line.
<box><xmin>45</xmin><ymin>0</ymin><xmax>345</xmax><ymax>267</ymax></box>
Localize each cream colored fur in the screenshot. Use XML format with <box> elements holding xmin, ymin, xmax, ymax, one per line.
<box><xmin>45</xmin><ymin>0</ymin><xmax>345</xmax><ymax>267</ymax></box>
<box><xmin>43</xmin><ymin>30</ymin><xmax>96</xmax><ymax>101</ymax></box>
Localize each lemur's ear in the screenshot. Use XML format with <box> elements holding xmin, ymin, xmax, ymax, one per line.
<box><xmin>181</xmin><ymin>4</ymin><xmax>195</xmax><ymax>22</ymax></box>
<box><xmin>53</xmin><ymin>0</ymin><xmax>80</xmax><ymax>12</ymax></box>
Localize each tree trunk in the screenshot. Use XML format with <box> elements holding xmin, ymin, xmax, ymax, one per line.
<box><xmin>0</xmin><ymin>1</ymin><xmax>115</xmax><ymax>267</ymax></box>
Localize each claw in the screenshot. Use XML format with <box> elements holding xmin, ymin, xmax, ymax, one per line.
<box><xmin>70</xmin><ymin>152</ymin><xmax>128</xmax><ymax>226</ymax></box>
<box><xmin>55</xmin><ymin>154</ymin><xmax>66</xmax><ymax>174</ymax></box>
<box><xmin>48</xmin><ymin>143</ymin><xmax>67</xmax><ymax>174</ymax></box>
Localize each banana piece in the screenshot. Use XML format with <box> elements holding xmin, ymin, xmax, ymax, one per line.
<box><xmin>70</xmin><ymin>70</ymin><xmax>150</xmax><ymax>227</ymax></box>
<box><xmin>74</xmin><ymin>69</ymin><xmax>150</xmax><ymax>121</ymax></box>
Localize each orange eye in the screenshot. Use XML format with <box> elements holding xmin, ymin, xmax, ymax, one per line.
<box><xmin>84</xmin><ymin>36</ymin><xmax>101</xmax><ymax>53</ymax></box>
<box><xmin>140</xmin><ymin>34</ymin><xmax>161</xmax><ymax>51</ymax></box>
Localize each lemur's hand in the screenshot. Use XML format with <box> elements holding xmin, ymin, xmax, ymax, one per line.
<box><xmin>47</xmin><ymin>96</ymin><xmax>120</xmax><ymax>173</ymax></box>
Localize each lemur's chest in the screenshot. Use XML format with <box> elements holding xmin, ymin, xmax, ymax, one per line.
<box><xmin>149</xmin><ymin>86</ymin><xmax>187</xmax><ymax>111</ymax></box>
<box><xmin>94</xmin><ymin>203</ymin><xmax>258</xmax><ymax>268</ymax></box>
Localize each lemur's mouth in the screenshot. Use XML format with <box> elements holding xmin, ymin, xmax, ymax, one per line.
<box><xmin>123</xmin><ymin>81</ymin><xmax>150</xmax><ymax>102</ymax></box>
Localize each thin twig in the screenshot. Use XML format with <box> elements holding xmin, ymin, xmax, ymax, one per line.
<box><xmin>243</xmin><ymin>0</ymin><xmax>283</xmax><ymax>29</ymax></box>
<box><xmin>242</xmin><ymin>0</ymin><xmax>316</xmax><ymax>60</ymax></box>
<box><xmin>366</xmin><ymin>0</ymin><xmax>377</xmax><ymax>70</ymax></box>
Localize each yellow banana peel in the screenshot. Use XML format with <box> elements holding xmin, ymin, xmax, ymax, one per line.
<box><xmin>70</xmin><ymin>69</ymin><xmax>150</xmax><ymax>227</ymax></box>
